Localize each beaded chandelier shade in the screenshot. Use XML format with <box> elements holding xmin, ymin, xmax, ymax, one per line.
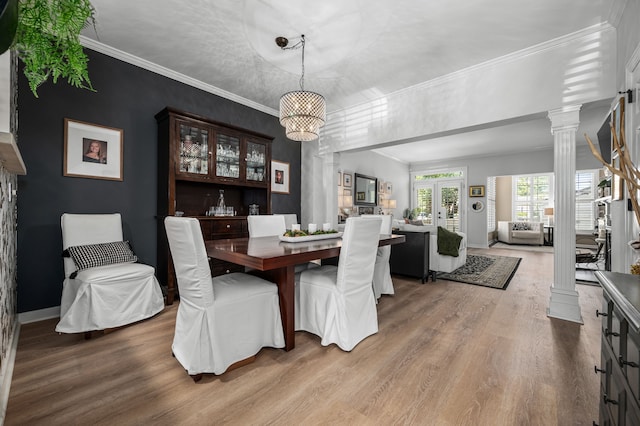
<box><xmin>279</xmin><ymin>90</ymin><xmax>326</xmax><ymax>141</ymax></box>
<box><xmin>277</xmin><ymin>35</ymin><xmax>326</xmax><ymax>142</ymax></box>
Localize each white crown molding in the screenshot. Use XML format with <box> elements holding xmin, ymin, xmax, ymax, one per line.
<box><xmin>81</xmin><ymin>23</ymin><xmax>614</xmax><ymax>121</ymax></box>
<box><xmin>80</xmin><ymin>36</ymin><xmax>279</xmax><ymax>117</ymax></box>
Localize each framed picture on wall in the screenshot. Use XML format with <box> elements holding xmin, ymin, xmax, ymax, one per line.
<box><xmin>378</xmin><ymin>181</ymin><xmax>385</xmax><ymax>194</ymax></box>
<box><xmin>385</xmin><ymin>182</ymin><xmax>393</xmax><ymax>194</ymax></box>
<box><xmin>271</xmin><ymin>160</ymin><xmax>290</xmax><ymax>194</ymax></box>
<box><xmin>343</xmin><ymin>173</ymin><xmax>352</xmax><ymax>187</ymax></box>
<box><xmin>469</xmin><ymin>185</ymin><xmax>485</xmax><ymax>197</ymax></box>
<box><xmin>63</xmin><ymin>118</ymin><xmax>123</xmax><ymax>181</ymax></box>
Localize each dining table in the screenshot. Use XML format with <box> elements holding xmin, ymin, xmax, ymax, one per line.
<box><xmin>205</xmin><ymin>233</ymin><xmax>406</xmax><ymax>351</ymax></box>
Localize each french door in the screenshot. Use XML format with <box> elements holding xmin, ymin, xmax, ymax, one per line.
<box><xmin>414</xmin><ymin>179</ymin><xmax>462</xmax><ymax>232</ymax></box>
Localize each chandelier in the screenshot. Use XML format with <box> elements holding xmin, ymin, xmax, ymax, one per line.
<box><xmin>277</xmin><ymin>35</ymin><xmax>326</xmax><ymax>142</ymax></box>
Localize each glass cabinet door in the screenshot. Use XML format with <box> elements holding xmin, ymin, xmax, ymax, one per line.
<box><xmin>215</xmin><ymin>133</ymin><xmax>240</xmax><ymax>179</ymax></box>
<box><xmin>179</xmin><ymin>123</ymin><xmax>209</xmax><ymax>176</ymax></box>
<box><xmin>245</xmin><ymin>140</ymin><xmax>266</xmax><ymax>183</ymax></box>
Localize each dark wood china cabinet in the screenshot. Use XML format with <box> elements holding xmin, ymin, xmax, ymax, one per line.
<box><xmin>155</xmin><ymin>107</ymin><xmax>273</xmax><ymax>304</ymax></box>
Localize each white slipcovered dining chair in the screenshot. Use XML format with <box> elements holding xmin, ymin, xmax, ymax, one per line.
<box><xmin>273</xmin><ymin>213</ymin><xmax>298</xmax><ymax>230</ymax></box>
<box><xmin>164</xmin><ymin>216</ymin><xmax>284</xmax><ymax>381</ymax></box>
<box><xmin>55</xmin><ymin>213</ymin><xmax>164</xmax><ymax>334</ymax></box>
<box><xmin>247</xmin><ymin>215</ymin><xmax>287</xmax><ymax>237</ymax></box>
<box><xmin>362</xmin><ymin>215</ymin><xmax>394</xmax><ymax>300</ymax></box>
<box><xmin>247</xmin><ymin>215</ymin><xmax>318</xmax><ymax>272</ymax></box>
<box><xmin>295</xmin><ymin>216</ymin><xmax>382</xmax><ymax>351</ymax></box>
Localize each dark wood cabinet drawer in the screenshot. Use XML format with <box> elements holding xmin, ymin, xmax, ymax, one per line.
<box><xmin>212</xmin><ymin>219</ymin><xmax>245</xmax><ymax>235</ymax></box>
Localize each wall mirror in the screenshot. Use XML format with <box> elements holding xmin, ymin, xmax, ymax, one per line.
<box><xmin>354</xmin><ymin>173</ymin><xmax>378</xmax><ymax>206</ymax></box>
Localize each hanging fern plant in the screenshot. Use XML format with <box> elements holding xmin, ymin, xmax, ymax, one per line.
<box><xmin>11</xmin><ymin>0</ymin><xmax>96</xmax><ymax>97</ymax></box>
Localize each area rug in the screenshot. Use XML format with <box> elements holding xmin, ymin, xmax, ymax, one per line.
<box><xmin>438</xmin><ymin>254</ymin><xmax>522</xmax><ymax>290</ymax></box>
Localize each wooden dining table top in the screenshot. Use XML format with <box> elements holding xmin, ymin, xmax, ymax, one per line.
<box><xmin>204</xmin><ymin>233</ymin><xmax>405</xmax><ymax>270</ymax></box>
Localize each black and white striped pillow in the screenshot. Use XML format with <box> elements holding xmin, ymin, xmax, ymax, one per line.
<box><xmin>66</xmin><ymin>241</ymin><xmax>138</xmax><ymax>272</ymax></box>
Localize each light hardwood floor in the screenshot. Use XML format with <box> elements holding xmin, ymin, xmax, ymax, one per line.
<box><xmin>5</xmin><ymin>247</ymin><xmax>602</xmax><ymax>425</ymax></box>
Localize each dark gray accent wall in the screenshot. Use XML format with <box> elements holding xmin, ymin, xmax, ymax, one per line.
<box><xmin>16</xmin><ymin>49</ymin><xmax>301</xmax><ymax>313</ymax></box>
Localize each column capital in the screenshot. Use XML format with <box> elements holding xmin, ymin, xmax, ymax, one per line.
<box><xmin>548</xmin><ymin>105</ymin><xmax>582</xmax><ymax>133</ymax></box>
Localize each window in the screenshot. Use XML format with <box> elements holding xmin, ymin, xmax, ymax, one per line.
<box><xmin>513</xmin><ymin>174</ymin><xmax>551</xmax><ymax>222</ymax></box>
<box><xmin>487</xmin><ymin>177</ymin><xmax>496</xmax><ymax>232</ymax></box>
<box><xmin>576</xmin><ymin>170</ymin><xmax>598</xmax><ymax>233</ymax></box>
<box><xmin>511</xmin><ymin>170</ymin><xmax>598</xmax><ymax>232</ymax></box>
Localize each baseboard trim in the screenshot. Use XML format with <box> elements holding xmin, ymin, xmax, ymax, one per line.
<box><xmin>0</xmin><ymin>321</ymin><xmax>20</xmax><ymax>424</ymax></box>
<box><xmin>18</xmin><ymin>306</ymin><xmax>60</xmax><ymax>324</ymax></box>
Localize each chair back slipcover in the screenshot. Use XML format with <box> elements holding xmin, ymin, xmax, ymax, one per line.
<box><xmin>55</xmin><ymin>213</ymin><xmax>164</xmax><ymax>333</ymax></box>
<box><xmin>274</xmin><ymin>213</ymin><xmax>298</xmax><ymax>230</ymax></box>
<box><xmin>361</xmin><ymin>215</ymin><xmax>394</xmax><ymax>299</ymax></box>
<box><xmin>296</xmin><ymin>217</ymin><xmax>381</xmax><ymax>351</ymax></box>
<box><xmin>164</xmin><ymin>216</ymin><xmax>284</xmax><ymax>376</ymax></box>
<box><xmin>247</xmin><ymin>215</ymin><xmax>286</xmax><ymax>237</ymax></box>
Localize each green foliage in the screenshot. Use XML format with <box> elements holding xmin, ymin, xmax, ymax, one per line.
<box><xmin>11</xmin><ymin>0</ymin><xmax>96</xmax><ymax>97</ymax></box>
<box><xmin>402</xmin><ymin>208</ymin><xmax>419</xmax><ymax>220</ymax></box>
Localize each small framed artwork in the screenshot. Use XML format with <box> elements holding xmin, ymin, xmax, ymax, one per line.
<box><xmin>338</xmin><ymin>171</ymin><xmax>342</xmax><ymax>186</ymax></box>
<box><xmin>378</xmin><ymin>194</ymin><xmax>384</xmax><ymax>206</ymax></box>
<box><xmin>359</xmin><ymin>206</ymin><xmax>374</xmax><ymax>215</ymax></box>
<box><xmin>271</xmin><ymin>160</ymin><xmax>290</xmax><ymax>194</ymax></box>
<box><xmin>63</xmin><ymin>118</ymin><xmax>123</xmax><ymax>181</ymax></box>
<box><xmin>343</xmin><ymin>173</ymin><xmax>352</xmax><ymax>187</ymax></box>
<box><xmin>469</xmin><ymin>185</ymin><xmax>485</xmax><ymax>197</ymax></box>
<box><xmin>385</xmin><ymin>182</ymin><xmax>393</xmax><ymax>194</ymax></box>
<box><xmin>378</xmin><ymin>181</ymin><xmax>385</xmax><ymax>194</ymax></box>
<box><xmin>357</xmin><ymin>192</ymin><xmax>366</xmax><ymax>201</ymax></box>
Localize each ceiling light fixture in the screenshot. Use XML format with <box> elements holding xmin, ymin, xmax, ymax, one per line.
<box><xmin>277</xmin><ymin>34</ymin><xmax>326</xmax><ymax>142</ymax></box>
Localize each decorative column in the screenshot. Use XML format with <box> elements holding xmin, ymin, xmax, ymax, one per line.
<box><xmin>547</xmin><ymin>105</ymin><xmax>582</xmax><ymax>324</ymax></box>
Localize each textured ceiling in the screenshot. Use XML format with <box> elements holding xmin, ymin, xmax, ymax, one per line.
<box><xmin>81</xmin><ymin>0</ymin><xmax>616</xmax><ymax>163</ymax></box>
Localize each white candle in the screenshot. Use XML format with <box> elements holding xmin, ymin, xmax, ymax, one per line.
<box><xmin>308</xmin><ymin>223</ymin><xmax>317</xmax><ymax>233</ymax></box>
<box><xmin>291</xmin><ymin>224</ymin><xmax>301</xmax><ymax>231</ymax></box>
<box><xmin>323</xmin><ymin>222</ymin><xmax>331</xmax><ymax>231</ymax></box>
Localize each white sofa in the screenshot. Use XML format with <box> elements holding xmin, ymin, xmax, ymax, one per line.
<box><xmin>497</xmin><ymin>221</ymin><xmax>544</xmax><ymax>245</ymax></box>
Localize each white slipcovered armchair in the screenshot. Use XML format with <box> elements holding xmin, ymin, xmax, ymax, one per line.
<box><xmin>295</xmin><ymin>217</ymin><xmax>381</xmax><ymax>351</ymax></box>
<box><xmin>429</xmin><ymin>230</ymin><xmax>467</xmax><ymax>274</ymax></box>
<box><xmin>56</xmin><ymin>213</ymin><xmax>164</xmax><ymax>335</ymax></box>
<box><xmin>164</xmin><ymin>216</ymin><xmax>284</xmax><ymax>381</ymax></box>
